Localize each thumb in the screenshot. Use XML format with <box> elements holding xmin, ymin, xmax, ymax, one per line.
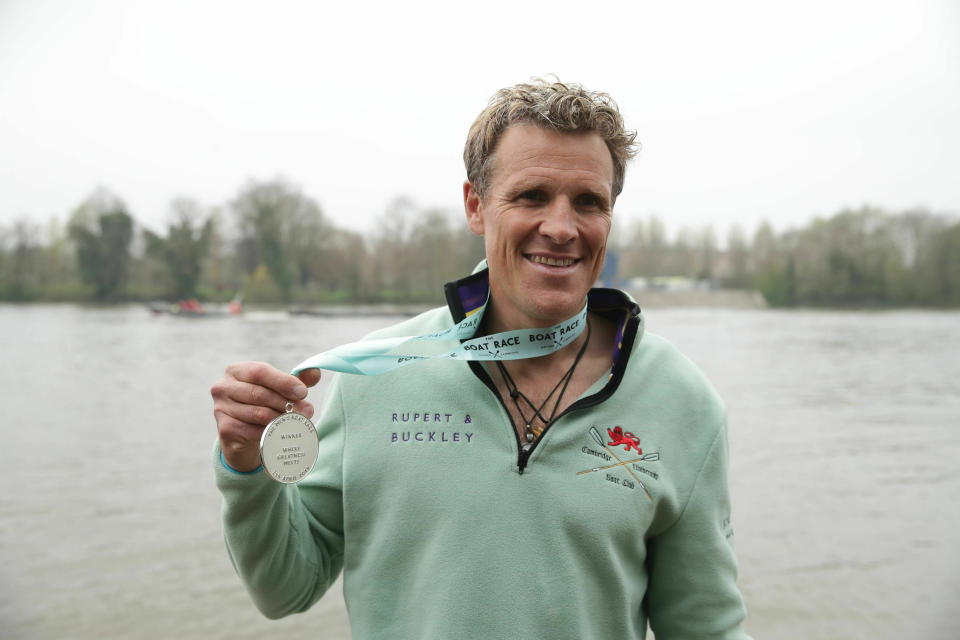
<box><xmin>297</xmin><ymin>368</ymin><xmax>322</xmax><ymax>388</ymax></box>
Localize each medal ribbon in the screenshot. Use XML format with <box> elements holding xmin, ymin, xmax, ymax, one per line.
<box><xmin>291</xmin><ymin>294</ymin><xmax>588</xmax><ymax>377</ymax></box>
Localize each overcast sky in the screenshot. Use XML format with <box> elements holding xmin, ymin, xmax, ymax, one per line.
<box><xmin>1</xmin><ymin>0</ymin><xmax>958</xmax><ymax>239</ymax></box>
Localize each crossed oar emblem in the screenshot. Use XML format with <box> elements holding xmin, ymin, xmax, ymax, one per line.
<box><xmin>578</xmin><ymin>426</ymin><xmax>660</xmax><ymax>502</ymax></box>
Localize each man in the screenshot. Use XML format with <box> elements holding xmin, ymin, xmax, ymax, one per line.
<box><xmin>211</xmin><ymin>79</ymin><xmax>751</xmax><ymax>639</ymax></box>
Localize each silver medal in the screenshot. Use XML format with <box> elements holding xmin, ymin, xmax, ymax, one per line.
<box><xmin>259</xmin><ymin>402</ymin><xmax>319</xmax><ymax>483</ymax></box>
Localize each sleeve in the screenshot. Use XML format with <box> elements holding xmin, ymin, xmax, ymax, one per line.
<box><xmin>213</xmin><ymin>375</ymin><xmax>348</xmax><ymax>619</ymax></box>
<box><xmin>644</xmin><ymin>420</ymin><xmax>752</xmax><ymax>640</ymax></box>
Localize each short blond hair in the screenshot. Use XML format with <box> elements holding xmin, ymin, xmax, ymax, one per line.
<box><xmin>464</xmin><ymin>78</ymin><xmax>639</xmax><ymax>201</ymax></box>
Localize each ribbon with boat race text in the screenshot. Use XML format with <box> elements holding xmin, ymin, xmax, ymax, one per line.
<box><xmin>290</xmin><ymin>293</ymin><xmax>588</xmax><ymax>377</ymax></box>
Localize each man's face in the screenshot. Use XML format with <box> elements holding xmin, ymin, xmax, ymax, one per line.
<box><xmin>464</xmin><ymin>123</ymin><xmax>614</xmax><ymax>328</ymax></box>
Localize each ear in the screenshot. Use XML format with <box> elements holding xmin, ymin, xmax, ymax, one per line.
<box><xmin>463</xmin><ymin>181</ymin><xmax>485</xmax><ymax>236</ymax></box>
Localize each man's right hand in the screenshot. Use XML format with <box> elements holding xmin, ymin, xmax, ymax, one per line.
<box><xmin>211</xmin><ymin>361</ymin><xmax>322</xmax><ymax>472</ymax></box>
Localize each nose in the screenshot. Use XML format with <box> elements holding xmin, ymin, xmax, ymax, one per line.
<box><xmin>538</xmin><ymin>198</ymin><xmax>577</xmax><ymax>245</ymax></box>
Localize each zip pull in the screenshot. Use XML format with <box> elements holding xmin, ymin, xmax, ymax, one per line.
<box><xmin>518</xmin><ymin>444</ymin><xmax>533</xmax><ymax>475</ymax></box>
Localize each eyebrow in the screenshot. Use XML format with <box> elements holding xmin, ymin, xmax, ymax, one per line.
<box><xmin>504</xmin><ymin>179</ymin><xmax>545</xmax><ymax>195</ymax></box>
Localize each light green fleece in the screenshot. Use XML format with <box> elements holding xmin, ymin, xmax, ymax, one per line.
<box><xmin>214</xmin><ymin>277</ymin><xmax>750</xmax><ymax>639</ymax></box>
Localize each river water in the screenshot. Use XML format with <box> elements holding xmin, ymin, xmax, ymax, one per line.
<box><xmin>0</xmin><ymin>303</ymin><xmax>957</xmax><ymax>640</ymax></box>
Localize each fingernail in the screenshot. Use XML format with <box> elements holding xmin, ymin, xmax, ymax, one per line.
<box><xmin>293</xmin><ymin>384</ymin><xmax>307</xmax><ymax>399</ymax></box>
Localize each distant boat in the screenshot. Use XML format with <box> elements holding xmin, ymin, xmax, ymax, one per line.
<box><xmin>148</xmin><ymin>295</ymin><xmax>243</xmax><ymax>318</ymax></box>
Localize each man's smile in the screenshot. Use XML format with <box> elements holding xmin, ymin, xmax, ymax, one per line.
<box><xmin>526</xmin><ymin>254</ymin><xmax>579</xmax><ymax>268</ymax></box>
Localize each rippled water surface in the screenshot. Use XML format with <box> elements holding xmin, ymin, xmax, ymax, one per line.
<box><xmin>1</xmin><ymin>304</ymin><xmax>957</xmax><ymax>640</ymax></box>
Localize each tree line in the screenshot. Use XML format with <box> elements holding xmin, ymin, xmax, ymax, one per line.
<box><xmin>612</xmin><ymin>206</ymin><xmax>960</xmax><ymax>307</ymax></box>
<box><xmin>1</xmin><ymin>178</ymin><xmax>957</xmax><ymax>307</ymax></box>
<box><xmin>0</xmin><ymin>179</ymin><xmax>485</xmax><ymax>306</ymax></box>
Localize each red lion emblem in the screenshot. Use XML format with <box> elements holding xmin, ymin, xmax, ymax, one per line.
<box><xmin>607</xmin><ymin>426</ymin><xmax>642</xmax><ymax>453</ymax></box>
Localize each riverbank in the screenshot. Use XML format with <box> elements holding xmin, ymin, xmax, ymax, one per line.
<box><xmin>627</xmin><ymin>288</ymin><xmax>767</xmax><ymax>308</ymax></box>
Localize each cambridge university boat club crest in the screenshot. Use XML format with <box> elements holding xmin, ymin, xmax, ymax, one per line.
<box><xmin>578</xmin><ymin>426</ymin><xmax>661</xmax><ymax>501</ymax></box>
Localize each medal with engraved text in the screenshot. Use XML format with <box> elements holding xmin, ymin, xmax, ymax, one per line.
<box><xmin>259</xmin><ymin>402</ymin><xmax>319</xmax><ymax>484</ymax></box>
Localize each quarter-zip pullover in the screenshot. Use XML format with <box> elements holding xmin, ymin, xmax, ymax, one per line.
<box><xmin>215</xmin><ymin>267</ymin><xmax>751</xmax><ymax>639</ymax></box>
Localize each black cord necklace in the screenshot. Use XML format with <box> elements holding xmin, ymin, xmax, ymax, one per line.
<box><xmin>495</xmin><ymin>317</ymin><xmax>592</xmax><ymax>446</ymax></box>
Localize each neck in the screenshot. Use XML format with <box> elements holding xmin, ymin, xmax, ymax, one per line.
<box><xmin>482</xmin><ymin>300</ymin><xmax>591</xmax><ymax>376</ymax></box>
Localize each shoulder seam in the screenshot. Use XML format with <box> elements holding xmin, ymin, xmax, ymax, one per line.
<box><xmin>656</xmin><ymin>414</ymin><xmax>726</xmax><ymax>536</ymax></box>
